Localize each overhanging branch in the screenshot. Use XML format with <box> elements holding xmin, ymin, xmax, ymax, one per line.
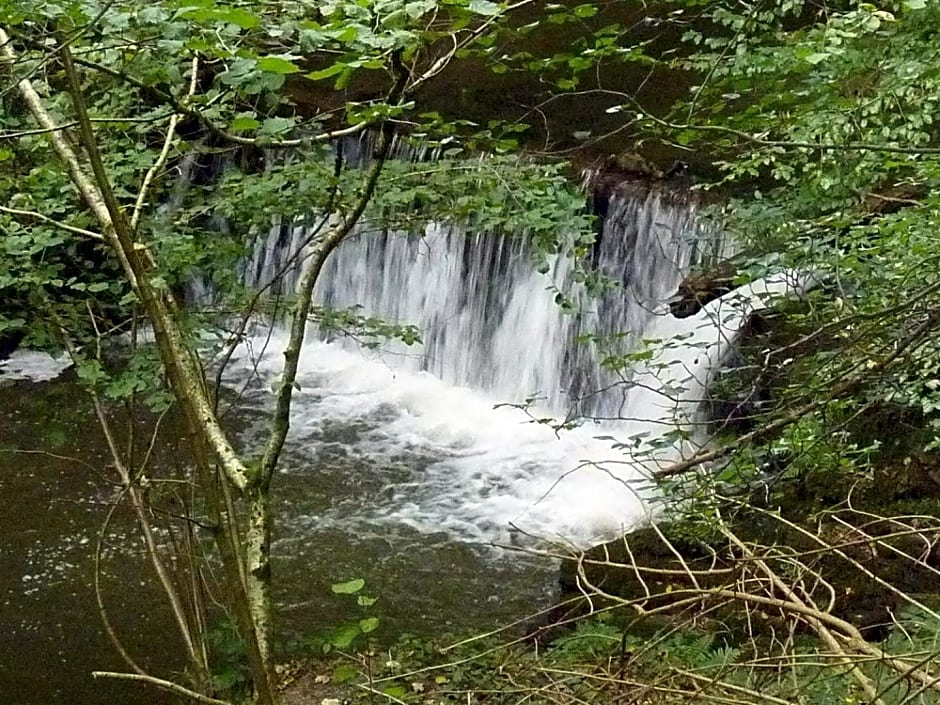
<box><xmin>0</xmin><ymin>27</ymin><xmax>252</xmax><ymax>492</ymax></box>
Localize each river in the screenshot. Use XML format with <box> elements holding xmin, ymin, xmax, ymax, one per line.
<box><xmin>0</xmin><ymin>359</ymin><xmax>559</xmax><ymax>705</ymax></box>
<box><xmin>1</xmin><ymin>184</ymin><xmax>721</xmax><ymax>703</ymax></box>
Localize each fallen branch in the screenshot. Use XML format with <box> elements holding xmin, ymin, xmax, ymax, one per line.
<box><xmin>91</xmin><ymin>671</ymin><xmax>231</xmax><ymax>705</ymax></box>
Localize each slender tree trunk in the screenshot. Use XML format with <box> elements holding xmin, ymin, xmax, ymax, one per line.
<box><xmin>0</xmin><ymin>28</ymin><xmax>278</xmax><ymax>703</ymax></box>
<box><xmin>205</xmin><ymin>469</ymin><xmax>278</xmax><ymax>705</ymax></box>
<box><xmin>245</xmin><ymin>120</ymin><xmax>402</xmax><ymax>659</ymax></box>
<box><xmin>245</xmin><ymin>483</ymin><xmax>274</xmax><ymax>663</ymax></box>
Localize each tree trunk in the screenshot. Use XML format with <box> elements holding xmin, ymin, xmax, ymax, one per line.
<box><xmin>0</xmin><ymin>28</ymin><xmax>278</xmax><ymax>703</ymax></box>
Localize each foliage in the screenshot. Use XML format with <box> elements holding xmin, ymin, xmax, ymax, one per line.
<box><xmin>0</xmin><ymin>1</ymin><xmax>611</xmax><ymax>703</ymax></box>
<box><xmin>206</xmin><ymin>617</ymin><xmax>254</xmax><ymax>694</ymax></box>
<box><xmin>321</xmin><ymin>578</ymin><xmax>380</xmax><ymax>653</ymax></box>
<box><xmin>546</xmin><ymin>0</ymin><xmax>940</xmax><ymax>504</ymax></box>
<box><xmin>524</xmin><ymin>5</ymin><xmax>940</xmax><ymax>694</ymax></box>
<box><xmin>0</xmin><ymin>2</ymin><xmax>624</xmax><ymax>702</ymax></box>
<box><xmin>0</xmin><ymin>0</ymin><xmax>599</xmax><ymax>355</ymax></box>
<box><xmin>7</xmin><ymin>0</ymin><xmax>940</xmax><ymax>702</ymax></box>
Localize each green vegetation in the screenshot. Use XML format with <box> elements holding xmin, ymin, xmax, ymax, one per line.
<box><xmin>3</xmin><ymin>0</ymin><xmax>940</xmax><ymax>703</ymax></box>
<box><xmin>1</xmin><ymin>1</ymin><xmax>594</xmax><ymax>702</ymax></box>
<box><xmin>270</xmin><ymin>607</ymin><xmax>940</xmax><ymax>705</ymax></box>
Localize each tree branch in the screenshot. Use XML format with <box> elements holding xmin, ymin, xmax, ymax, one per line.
<box><xmin>0</xmin><ymin>114</ymin><xmax>173</xmax><ymax>139</ymax></box>
<box><xmin>131</xmin><ymin>56</ymin><xmax>199</xmax><ymax>230</ymax></box>
<box><xmin>635</xmin><ymin>101</ymin><xmax>940</xmax><ymax>155</ymax></box>
<box><xmin>50</xmin><ymin>313</ymin><xmax>210</xmax><ymax>687</ymax></box>
<box><xmin>68</xmin><ymin>55</ymin><xmax>368</xmax><ymax>148</ymax></box>
<box><xmin>91</xmin><ymin>671</ymin><xmax>232</xmax><ymax>705</ymax></box>
<box><xmin>257</xmin><ymin>65</ymin><xmax>409</xmax><ymax>484</ymax></box>
<box><xmin>0</xmin><ymin>204</ymin><xmax>103</xmax><ymax>239</ymax></box>
<box><xmin>653</xmin><ymin>307</ymin><xmax>940</xmax><ymax>479</ymax></box>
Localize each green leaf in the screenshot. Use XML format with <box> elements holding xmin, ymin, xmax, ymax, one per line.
<box><xmin>469</xmin><ymin>0</ymin><xmax>502</xmax><ymax>16</ymax></box>
<box><xmin>905</xmin><ymin>0</ymin><xmax>926</xmax><ymax>8</ymax></box>
<box><xmin>0</xmin><ymin>317</ymin><xmax>25</xmax><ymax>333</ymax></box>
<box><xmin>804</xmin><ymin>52</ymin><xmax>829</xmax><ymax>64</ymax></box>
<box><xmin>332</xmin><ymin>664</ymin><xmax>359</xmax><ymax>683</ymax></box>
<box><xmin>357</xmin><ymin>595</ymin><xmax>378</xmax><ymax>607</ymax></box>
<box><xmin>216</xmin><ymin>7</ymin><xmax>261</xmax><ymax>28</ymax></box>
<box><xmin>331</xmin><ymin>578</ymin><xmax>365</xmax><ymax>594</ymax></box>
<box><xmin>46</xmin><ymin>427</ymin><xmax>67</xmax><ymax>449</ymax></box>
<box><xmin>329</xmin><ymin>624</ymin><xmax>361</xmax><ymax>649</ymax></box>
<box><xmin>180</xmin><ymin>6</ymin><xmax>261</xmax><ymax>29</ymax></box>
<box><xmin>383</xmin><ymin>685</ymin><xmax>408</xmax><ymax>699</ymax></box>
<box><xmin>257</xmin><ymin>56</ymin><xmax>301</xmax><ymax>75</ymax></box>
<box><xmin>306</xmin><ymin>64</ymin><xmax>346</xmax><ymax>81</ymax></box>
<box><xmin>212</xmin><ymin>668</ymin><xmax>240</xmax><ymax>690</ymax></box>
<box><xmin>75</xmin><ymin>358</ymin><xmax>106</xmax><ymax>386</ymax></box>
<box><xmin>359</xmin><ymin>617</ymin><xmax>380</xmax><ymax>634</ymax></box>
<box><xmin>574</xmin><ymin>4</ymin><xmax>598</xmax><ymax>18</ymax></box>
<box><xmin>230</xmin><ymin>114</ymin><xmax>261</xmax><ymax>131</ymax></box>
<box><xmin>259</xmin><ymin>117</ymin><xmax>295</xmax><ymax>136</ymax></box>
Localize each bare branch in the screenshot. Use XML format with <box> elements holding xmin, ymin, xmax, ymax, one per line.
<box><xmin>0</xmin><ymin>114</ymin><xmax>173</xmax><ymax>139</ymax></box>
<box><xmin>634</xmin><ymin>98</ymin><xmax>940</xmax><ymax>155</ymax></box>
<box><xmin>91</xmin><ymin>672</ymin><xmax>232</xmax><ymax>705</ymax></box>
<box><xmin>131</xmin><ymin>56</ymin><xmax>199</xmax><ymax>230</ymax></box>
<box><xmin>654</xmin><ymin>307</ymin><xmax>940</xmax><ymax>479</ymax></box>
<box><xmin>0</xmin><ymin>204</ymin><xmax>104</xmax><ymax>240</ymax></box>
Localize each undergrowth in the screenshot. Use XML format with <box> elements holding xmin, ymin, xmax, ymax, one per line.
<box><xmin>272</xmin><ymin>604</ymin><xmax>940</xmax><ymax>705</ymax></box>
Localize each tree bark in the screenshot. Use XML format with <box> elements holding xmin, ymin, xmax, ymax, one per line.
<box><xmin>0</xmin><ymin>28</ymin><xmax>277</xmax><ymax>704</ymax></box>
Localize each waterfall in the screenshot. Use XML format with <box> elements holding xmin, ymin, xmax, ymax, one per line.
<box><xmin>229</xmin><ymin>161</ymin><xmax>819</xmax><ymax>546</ymax></box>
<box><xmin>243</xmin><ymin>189</ymin><xmax>713</xmax><ymax>419</ymax></box>
<box><xmin>229</xmin><ymin>185</ymin><xmax>735</xmax><ymax>546</ymax></box>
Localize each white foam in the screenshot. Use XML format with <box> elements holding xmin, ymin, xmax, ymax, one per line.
<box><xmin>225</xmin><ymin>269</ymin><xmax>815</xmax><ymax>549</ymax></box>
<box><xmin>228</xmin><ymin>333</ymin><xmax>656</xmax><ymax>548</ymax></box>
<box><xmin>0</xmin><ymin>350</ymin><xmax>72</xmax><ymax>383</ymax></box>
<box><xmin>225</xmin><ymin>178</ymin><xmax>812</xmax><ymax>549</ymax></box>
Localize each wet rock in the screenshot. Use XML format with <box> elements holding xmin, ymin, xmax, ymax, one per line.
<box><xmin>862</xmin><ymin>181</ymin><xmax>926</xmax><ymax>217</ymax></box>
<box><xmin>607</xmin><ymin>151</ymin><xmax>661</xmax><ymax>178</ymax></box>
<box><xmin>664</xmin><ymin>160</ymin><xmax>691</xmax><ymax>183</ymax></box>
<box><xmin>668</xmin><ymin>261</ymin><xmax>736</xmax><ymax>318</ymax></box>
<box><xmin>582</xmin><ymin>153</ymin><xmax>699</xmax><ymax>252</ymax></box>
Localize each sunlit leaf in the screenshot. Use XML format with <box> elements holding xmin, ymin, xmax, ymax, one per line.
<box><xmin>257</xmin><ymin>56</ymin><xmax>301</xmax><ymax>74</ymax></box>
<box><xmin>469</xmin><ymin>0</ymin><xmax>502</xmax><ymax>16</ymax></box>
<box><xmin>331</xmin><ymin>578</ymin><xmax>365</xmax><ymax>594</ymax></box>
<box><xmin>332</xmin><ymin>664</ymin><xmax>359</xmax><ymax>683</ymax></box>
<box><xmin>359</xmin><ymin>617</ymin><xmax>380</xmax><ymax>633</ymax></box>
<box><xmin>329</xmin><ymin>624</ymin><xmax>361</xmax><ymax>648</ymax></box>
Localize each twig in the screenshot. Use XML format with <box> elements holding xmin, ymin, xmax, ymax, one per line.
<box><xmin>355</xmin><ymin>682</ymin><xmax>408</xmax><ymax>705</ymax></box>
<box><xmin>0</xmin><ymin>203</ymin><xmax>103</xmax><ymax>239</ymax></box>
<box><xmin>654</xmin><ymin>308</ymin><xmax>940</xmax><ymax>478</ymax></box>
<box><xmin>721</xmin><ymin>525</ymin><xmax>884</xmax><ymax>705</ymax></box>
<box><xmin>91</xmin><ymin>671</ymin><xmax>231</xmax><ymax>705</ymax></box>
<box><xmin>131</xmin><ymin>56</ymin><xmax>199</xmax><ymax>230</ymax></box>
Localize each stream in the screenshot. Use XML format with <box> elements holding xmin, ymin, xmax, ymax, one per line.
<box><xmin>0</xmin><ymin>358</ymin><xmax>560</xmax><ymax>705</ymax></box>
<box><xmin>1</xmin><ymin>185</ymin><xmax>728</xmax><ymax>703</ymax></box>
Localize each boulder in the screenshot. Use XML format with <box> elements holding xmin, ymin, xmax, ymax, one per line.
<box><xmin>668</xmin><ymin>261</ymin><xmax>737</xmax><ymax>318</ymax></box>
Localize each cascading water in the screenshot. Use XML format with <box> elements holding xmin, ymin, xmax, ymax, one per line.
<box><xmin>244</xmin><ymin>189</ymin><xmax>710</xmax><ymax>417</ymax></box>
<box><xmin>233</xmin><ymin>186</ymin><xmax>719</xmax><ymax>546</ymax></box>
<box><xmin>233</xmin><ymin>178</ymin><xmax>809</xmax><ymax>547</ymax></box>
<box><xmin>0</xmin><ymin>173</ymin><xmax>816</xmax><ymax>705</ymax></box>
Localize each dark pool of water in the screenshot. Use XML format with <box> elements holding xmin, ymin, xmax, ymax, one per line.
<box><xmin>0</xmin><ymin>375</ymin><xmax>179</xmax><ymax>704</ymax></box>
<box><xmin>0</xmin><ymin>374</ymin><xmax>559</xmax><ymax>705</ymax></box>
